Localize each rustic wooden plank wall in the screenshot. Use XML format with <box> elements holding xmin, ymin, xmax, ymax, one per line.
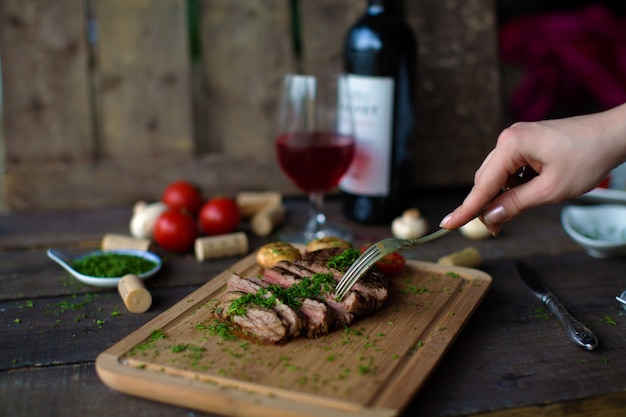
<box><xmin>0</xmin><ymin>0</ymin><xmax>501</xmax><ymax>211</ymax></box>
<box><xmin>0</xmin><ymin>0</ymin><xmax>93</xmax><ymax>165</ymax></box>
<box><xmin>94</xmin><ymin>0</ymin><xmax>193</xmax><ymax>162</ymax></box>
<box><xmin>410</xmin><ymin>0</ymin><xmax>502</xmax><ymax>187</ymax></box>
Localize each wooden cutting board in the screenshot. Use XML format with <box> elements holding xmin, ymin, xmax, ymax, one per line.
<box><xmin>96</xmin><ymin>250</ymin><xmax>491</xmax><ymax>417</ymax></box>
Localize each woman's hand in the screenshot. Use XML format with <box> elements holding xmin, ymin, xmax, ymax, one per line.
<box><xmin>440</xmin><ymin>104</ymin><xmax>626</xmax><ymax>235</ymax></box>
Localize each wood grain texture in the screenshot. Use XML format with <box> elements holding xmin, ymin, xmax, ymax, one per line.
<box><xmin>3</xmin><ymin>154</ymin><xmax>296</xmax><ymax>211</ymax></box>
<box><xmin>298</xmin><ymin>0</ymin><xmax>361</xmax><ymax>74</ymax></box>
<box><xmin>93</xmin><ymin>0</ymin><xmax>193</xmax><ymax>161</ymax></box>
<box><xmin>0</xmin><ymin>363</ymin><xmax>199</xmax><ymax>417</ymax></box>
<box><xmin>0</xmin><ymin>0</ymin><xmax>93</xmax><ymax>165</ymax></box>
<box><xmin>2</xmin><ymin>197</ymin><xmax>626</xmax><ymax>417</ymax></box>
<box><xmin>199</xmin><ymin>0</ymin><xmax>293</xmax><ymax>157</ymax></box>
<box><xmin>1</xmin><ymin>1</ymin><xmax>503</xmax><ymax>211</ymax></box>
<box><xmin>410</xmin><ymin>0</ymin><xmax>502</xmax><ymax>187</ymax></box>
<box><xmin>96</xmin><ymin>251</ymin><xmax>491</xmax><ymax>417</ymax></box>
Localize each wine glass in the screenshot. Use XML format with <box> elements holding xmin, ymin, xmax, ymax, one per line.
<box><xmin>275</xmin><ymin>73</ymin><xmax>355</xmax><ymax>243</ymax></box>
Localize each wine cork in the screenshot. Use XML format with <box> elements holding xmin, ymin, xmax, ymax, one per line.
<box><xmin>250</xmin><ymin>202</ymin><xmax>286</xmax><ymax>237</ymax></box>
<box><xmin>437</xmin><ymin>247</ymin><xmax>482</xmax><ymax>268</ymax></box>
<box><xmin>118</xmin><ymin>274</ymin><xmax>152</xmax><ymax>313</ymax></box>
<box><xmin>195</xmin><ymin>232</ymin><xmax>248</xmax><ymax>262</ymax></box>
<box><xmin>102</xmin><ymin>233</ymin><xmax>151</xmax><ymax>251</ymax></box>
<box><xmin>236</xmin><ymin>191</ymin><xmax>282</xmax><ymax>218</ymax></box>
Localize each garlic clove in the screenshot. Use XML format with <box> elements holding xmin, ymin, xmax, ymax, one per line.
<box><xmin>460</xmin><ymin>217</ymin><xmax>492</xmax><ymax>240</ymax></box>
<box><xmin>129</xmin><ymin>201</ymin><xmax>168</xmax><ymax>240</ymax></box>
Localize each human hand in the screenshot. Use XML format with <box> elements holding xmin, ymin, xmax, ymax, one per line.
<box><xmin>440</xmin><ymin>105</ymin><xmax>626</xmax><ymax>235</ymax></box>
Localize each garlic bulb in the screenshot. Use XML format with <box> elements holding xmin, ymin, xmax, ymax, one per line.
<box><xmin>391</xmin><ymin>209</ymin><xmax>428</xmax><ymax>239</ymax></box>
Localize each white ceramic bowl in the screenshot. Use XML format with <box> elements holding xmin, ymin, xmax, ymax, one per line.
<box><xmin>561</xmin><ymin>204</ymin><xmax>626</xmax><ymax>258</ymax></box>
<box><xmin>47</xmin><ymin>248</ymin><xmax>162</xmax><ymax>288</ymax></box>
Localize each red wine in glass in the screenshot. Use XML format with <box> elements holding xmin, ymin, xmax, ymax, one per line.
<box><xmin>276</xmin><ymin>131</ymin><xmax>355</xmax><ymax>193</ymax></box>
<box><xmin>275</xmin><ymin>74</ymin><xmax>356</xmax><ymax>243</ymax></box>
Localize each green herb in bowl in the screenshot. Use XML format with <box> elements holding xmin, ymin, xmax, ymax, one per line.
<box><xmin>73</xmin><ymin>253</ymin><xmax>158</xmax><ymax>278</ymax></box>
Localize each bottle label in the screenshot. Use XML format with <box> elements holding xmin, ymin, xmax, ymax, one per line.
<box><xmin>339</xmin><ymin>74</ymin><xmax>394</xmax><ymax>196</ymax></box>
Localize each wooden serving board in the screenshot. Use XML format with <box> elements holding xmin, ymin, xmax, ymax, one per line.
<box><xmin>96</xmin><ymin>250</ymin><xmax>492</xmax><ymax>417</ymax></box>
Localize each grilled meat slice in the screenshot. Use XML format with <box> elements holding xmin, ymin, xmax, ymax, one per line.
<box><xmin>217</xmin><ymin>291</ymin><xmax>289</xmax><ymax>344</ymax></box>
<box><xmin>263</xmin><ymin>265</ymin><xmax>354</xmax><ymax>325</ymax></box>
<box><xmin>298</xmin><ymin>248</ymin><xmax>389</xmax><ymax>311</ymax></box>
<box><xmin>265</xmin><ymin>247</ymin><xmax>389</xmax><ymax>319</ymax></box>
<box><xmin>233</xmin><ymin>272</ymin><xmax>335</xmax><ymax>338</ymax></box>
<box><xmin>299</xmin><ymin>298</ymin><xmax>335</xmax><ymax>338</ymax></box>
<box><xmin>225</xmin><ymin>274</ymin><xmax>304</xmax><ymax>338</ymax></box>
<box><xmin>217</xmin><ymin>246</ymin><xmax>390</xmax><ymax>344</ymax></box>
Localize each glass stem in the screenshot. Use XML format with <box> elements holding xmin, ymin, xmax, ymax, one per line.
<box><xmin>307</xmin><ymin>192</ymin><xmax>326</xmax><ymax>236</ymax></box>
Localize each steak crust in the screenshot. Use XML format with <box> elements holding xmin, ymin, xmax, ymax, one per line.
<box><xmin>216</xmin><ymin>247</ymin><xmax>390</xmax><ymax>343</ymax></box>
<box><xmin>217</xmin><ymin>291</ymin><xmax>289</xmax><ymax>344</ymax></box>
<box><xmin>225</xmin><ymin>274</ymin><xmax>305</xmax><ymax>338</ymax></box>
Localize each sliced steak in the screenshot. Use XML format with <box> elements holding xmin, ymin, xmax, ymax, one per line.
<box><xmin>299</xmin><ymin>298</ymin><xmax>335</xmax><ymax>338</ymax></box>
<box><xmin>267</xmin><ymin>247</ymin><xmax>389</xmax><ymax>317</ymax></box>
<box><xmin>217</xmin><ymin>291</ymin><xmax>288</xmax><ymax>344</ymax></box>
<box><xmin>217</xmin><ymin>246</ymin><xmax>390</xmax><ymax>344</ymax></box>
<box><xmin>225</xmin><ymin>274</ymin><xmax>304</xmax><ymax>338</ymax></box>
<box><xmin>241</xmin><ymin>270</ymin><xmax>336</xmax><ymax>337</ymax></box>
<box><xmin>297</xmin><ymin>248</ymin><xmax>389</xmax><ymax>311</ymax></box>
<box><xmin>263</xmin><ymin>264</ymin><xmax>354</xmax><ymax>325</ymax></box>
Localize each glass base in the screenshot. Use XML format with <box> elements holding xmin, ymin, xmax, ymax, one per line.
<box><xmin>278</xmin><ymin>192</ymin><xmax>353</xmax><ymax>244</ymax></box>
<box><xmin>278</xmin><ymin>219</ymin><xmax>353</xmax><ymax>244</ymax></box>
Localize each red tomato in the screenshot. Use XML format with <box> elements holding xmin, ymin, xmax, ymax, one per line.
<box><xmin>199</xmin><ymin>197</ymin><xmax>241</xmax><ymax>236</ymax></box>
<box><xmin>162</xmin><ymin>180</ymin><xmax>203</xmax><ymax>215</ymax></box>
<box><xmin>154</xmin><ymin>209</ymin><xmax>197</xmax><ymax>252</ymax></box>
<box><xmin>375</xmin><ymin>252</ymin><xmax>407</xmax><ymax>275</ymax></box>
<box><xmin>360</xmin><ymin>244</ymin><xmax>406</xmax><ymax>275</ymax></box>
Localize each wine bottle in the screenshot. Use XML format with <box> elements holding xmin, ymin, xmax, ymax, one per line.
<box><xmin>339</xmin><ymin>0</ymin><xmax>417</xmax><ymax>224</ymax></box>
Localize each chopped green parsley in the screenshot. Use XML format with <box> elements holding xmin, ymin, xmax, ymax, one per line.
<box><xmin>326</xmin><ymin>248</ymin><xmax>360</xmax><ymax>273</ymax></box>
<box><xmin>73</xmin><ymin>253</ymin><xmax>157</xmax><ymax>278</ymax></box>
<box><xmin>227</xmin><ymin>273</ymin><xmax>336</xmax><ymax>316</ymax></box>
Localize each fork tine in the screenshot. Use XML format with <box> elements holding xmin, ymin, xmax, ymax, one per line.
<box><xmin>335</xmin><ymin>246</ymin><xmax>377</xmax><ymax>293</ymax></box>
<box><xmin>335</xmin><ymin>245</ymin><xmax>382</xmax><ymax>299</ymax></box>
<box><xmin>341</xmin><ymin>245</ymin><xmax>381</xmax><ymax>282</ymax></box>
<box><xmin>335</xmin><ymin>229</ymin><xmax>453</xmax><ymax>300</ymax></box>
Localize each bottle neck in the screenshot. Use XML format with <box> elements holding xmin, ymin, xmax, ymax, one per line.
<box><xmin>367</xmin><ymin>0</ymin><xmax>403</xmax><ymax>16</ymax></box>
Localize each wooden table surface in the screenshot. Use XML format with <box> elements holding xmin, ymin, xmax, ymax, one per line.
<box><xmin>2</xmin><ymin>189</ymin><xmax>626</xmax><ymax>417</ymax></box>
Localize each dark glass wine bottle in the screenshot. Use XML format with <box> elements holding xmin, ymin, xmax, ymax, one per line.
<box><xmin>339</xmin><ymin>0</ymin><xmax>417</xmax><ymax>224</ymax></box>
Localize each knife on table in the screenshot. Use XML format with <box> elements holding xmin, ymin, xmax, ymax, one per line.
<box><xmin>515</xmin><ymin>262</ymin><xmax>598</xmax><ymax>350</ymax></box>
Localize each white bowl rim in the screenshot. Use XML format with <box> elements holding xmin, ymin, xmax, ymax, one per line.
<box><xmin>561</xmin><ymin>204</ymin><xmax>626</xmax><ymax>249</ymax></box>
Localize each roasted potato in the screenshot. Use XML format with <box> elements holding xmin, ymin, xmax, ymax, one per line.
<box><xmin>256</xmin><ymin>242</ymin><xmax>301</xmax><ymax>269</ymax></box>
<box><xmin>305</xmin><ymin>236</ymin><xmax>352</xmax><ymax>253</ymax></box>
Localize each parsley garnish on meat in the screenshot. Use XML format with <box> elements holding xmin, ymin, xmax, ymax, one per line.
<box><xmin>227</xmin><ymin>289</ymin><xmax>277</xmax><ymax>316</ymax></box>
<box><xmin>326</xmin><ymin>248</ymin><xmax>360</xmax><ymax>272</ymax></box>
<box><xmin>227</xmin><ymin>273</ymin><xmax>336</xmax><ymax>316</ymax></box>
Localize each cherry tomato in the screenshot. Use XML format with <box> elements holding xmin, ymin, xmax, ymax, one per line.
<box><xmin>360</xmin><ymin>244</ymin><xmax>406</xmax><ymax>275</ymax></box>
<box><xmin>154</xmin><ymin>209</ymin><xmax>197</xmax><ymax>252</ymax></box>
<box><xmin>199</xmin><ymin>197</ymin><xmax>241</xmax><ymax>236</ymax></box>
<box><xmin>162</xmin><ymin>180</ymin><xmax>203</xmax><ymax>215</ymax></box>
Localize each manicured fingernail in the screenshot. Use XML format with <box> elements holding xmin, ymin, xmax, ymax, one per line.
<box><xmin>483</xmin><ymin>205</ymin><xmax>508</xmax><ymax>225</ymax></box>
<box><xmin>439</xmin><ymin>213</ymin><xmax>453</xmax><ymax>228</ymax></box>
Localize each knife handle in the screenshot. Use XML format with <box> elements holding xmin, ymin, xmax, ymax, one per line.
<box><xmin>544</xmin><ymin>295</ymin><xmax>598</xmax><ymax>350</ymax></box>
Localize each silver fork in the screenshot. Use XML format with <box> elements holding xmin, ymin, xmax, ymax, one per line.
<box><xmin>334</xmin><ymin>166</ymin><xmax>539</xmax><ymax>300</ymax></box>
<box><xmin>334</xmin><ymin>228</ymin><xmax>452</xmax><ymax>300</ymax></box>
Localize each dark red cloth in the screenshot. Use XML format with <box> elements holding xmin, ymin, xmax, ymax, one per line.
<box><xmin>500</xmin><ymin>5</ymin><xmax>626</xmax><ymax>121</ymax></box>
